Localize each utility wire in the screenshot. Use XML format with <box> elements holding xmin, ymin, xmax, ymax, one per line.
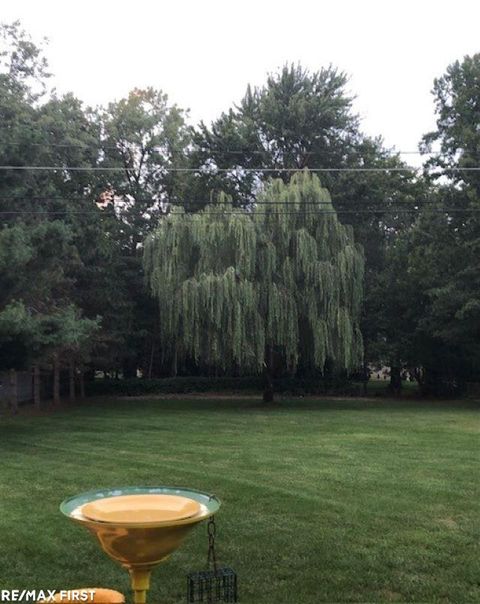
<box><xmin>0</xmin><ymin>208</ymin><xmax>479</xmax><ymax>216</ymax></box>
<box><xmin>0</xmin><ymin>165</ymin><xmax>463</xmax><ymax>173</ymax></box>
<box><xmin>0</xmin><ymin>197</ymin><xmax>462</xmax><ymax>206</ymax></box>
<box><xmin>0</xmin><ymin>139</ymin><xmax>441</xmax><ymax>156</ymax></box>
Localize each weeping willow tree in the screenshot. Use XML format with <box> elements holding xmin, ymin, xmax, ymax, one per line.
<box><xmin>144</xmin><ymin>170</ymin><xmax>364</xmax><ymax>401</ymax></box>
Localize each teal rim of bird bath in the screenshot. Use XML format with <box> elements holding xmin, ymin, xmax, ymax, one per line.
<box><xmin>60</xmin><ymin>486</ymin><xmax>221</xmax><ymax>522</ymax></box>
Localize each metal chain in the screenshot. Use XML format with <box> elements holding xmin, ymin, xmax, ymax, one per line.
<box><xmin>207</xmin><ymin>517</ymin><xmax>217</xmax><ymax>572</ymax></box>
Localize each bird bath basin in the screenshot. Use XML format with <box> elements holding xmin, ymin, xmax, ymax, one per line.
<box><xmin>61</xmin><ymin>486</ymin><xmax>220</xmax><ymax>604</ymax></box>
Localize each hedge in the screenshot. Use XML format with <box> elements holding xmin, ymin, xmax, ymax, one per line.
<box><xmin>86</xmin><ymin>375</ymin><xmax>364</xmax><ymax>397</ymax></box>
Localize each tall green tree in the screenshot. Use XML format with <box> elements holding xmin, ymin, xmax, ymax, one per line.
<box><xmin>370</xmin><ymin>207</ymin><xmax>480</xmax><ymax>395</ymax></box>
<box><xmin>417</xmin><ymin>54</ymin><xmax>480</xmax><ymax>392</ymax></box>
<box><xmin>98</xmin><ymin>88</ymin><xmax>192</xmax><ymax>377</ymax></box>
<box><xmin>368</xmin><ymin>53</ymin><xmax>480</xmax><ymax>395</ymax></box>
<box><xmin>0</xmin><ymin>22</ymin><xmax>136</xmax><ymax>383</ymax></box>
<box><xmin>144</xmin><ymin>171</ymin><xmax>364</xmax><ymax>400</ymax></box>
<box><xmin>192</xmin><ymin>64</ymin><xmax>419</xmax><ymax>226</ymax></box>
<box><xmin>0</xmin><ymin>221</ymin><xmax>98</xmax><ymax>406</ymax></box>
<box><xmin>422</xmin><ymin>53</ymin><xmax>480</xmax><ymax>196</ymax></box>
<box><xmin>192</xmin><ymin>64</ymin><xmax>359</xmax><ymax>205</ymax></box>
<box><xmin>192</xmin><ymin>63</ymin><xmax>421</xmax><ymax>386</ymax></box>
<box><xmin>101</xmin><ymin>88</ymin><xmax>192</xmax><ymax>250</ymax></box>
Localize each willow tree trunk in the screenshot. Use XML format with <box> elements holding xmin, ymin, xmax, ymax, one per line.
<box><xmin>9</xmin><ymin>369</ymin><xmax>18</xmax><ymax>415</ymax></box>
<box><xmin>389</xmin><ymin>365</ymin><xmax>402</xmax><ymax>396</ymax></box>
<box><xmin>148</xmin><ymin>341</ymin><xmax>154</xmax><ymax>379</ymax></box>
<box><xmin>171</xmin><ymin>347</ymin><xmax>178</xmax><ymax>378</ymax></box>
<box><xmin>53</xmin><ymin>353</ymin><xmax>60</xmax><ymax>406</ymax></box>
<box><xmin>69</xmin><ymin>360</ymin><xmax>75</xmax><ymax>403</ymax></box>
<box><xmin>263</xmin><ymin>344</ymin><xmax>275</xmax><ymax>403</ymax></box>
<box><xmin>33</xmin><ymin>365</ymin><xmax>41</xmax><ymax>410</ymax></box>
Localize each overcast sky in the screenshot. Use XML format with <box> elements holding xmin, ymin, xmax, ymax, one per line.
<box><xmin>2</xmin><ymin>0</ymin><xmax>479</xmax><ymax>165</ymax></box>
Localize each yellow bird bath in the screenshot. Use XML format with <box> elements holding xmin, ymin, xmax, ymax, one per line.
<box><xmin>61</xmin><ymin>487</ymin><xmax>220</xmax><ymax>604</ymax></box>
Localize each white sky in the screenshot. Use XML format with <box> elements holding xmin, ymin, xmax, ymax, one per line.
<box><xmin>2</xmin><ymin>0</ymin><xmax>480</xmax><ymax>165</ymax></box>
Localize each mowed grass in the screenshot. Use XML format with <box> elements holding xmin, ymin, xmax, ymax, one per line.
<box><xmin>0</xmin><ymin>397</ymin><xmax>479</xmax><ymax>603</ymax></box>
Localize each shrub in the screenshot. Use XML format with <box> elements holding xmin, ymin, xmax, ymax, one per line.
<box><xmin>86</xmin><ymin>375</ymin><xmax>363</xmax><ymax>397</ymax></box>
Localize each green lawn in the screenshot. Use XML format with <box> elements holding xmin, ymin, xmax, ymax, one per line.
<box><xmin>0</xmin><ymin>397</ymin><xmax>479</xmax><ymax>603</ymax></box>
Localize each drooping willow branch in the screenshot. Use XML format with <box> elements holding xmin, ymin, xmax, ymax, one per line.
<box><xmin>144</xmin><ymin>170</ymin><xmax>364</xmax><ymax>374</ymax></box>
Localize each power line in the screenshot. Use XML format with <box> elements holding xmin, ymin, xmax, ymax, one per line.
<box><xmin>187</xmin><ymin>149</ymin><xmax>437</xmax><ymax>156</ymax></box>
<box><xmin>0</xmin><ymin>139</ymin><xmax>441</xmax><ymax>156</ymax></box>
<box><xmin>0</xmin><ymin>208</ymin><xmax>479</xmax><ymax>216</ymax></box>
<box><xmin>0</xmin><ymin>164</ymin><xmax>447</xmax><ymax>173</ymax></box>
<box><xmin>0</xmin><ymin>196</ymin><xmax>461</xmax><ymax>206</ymax></box>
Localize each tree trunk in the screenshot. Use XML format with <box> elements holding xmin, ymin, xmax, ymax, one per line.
<box><xmin>9</xmin><ymin>368</ymin><xmax>18</xmax><ymax>415</ymax></box>
<box><xmin>421</xmin><ymin>366</ymin><xmax>447</xmax><ymax>397</ymax></box>
<box><xmin>69</xmin><ymin>360</ymin><xmax>75</xmax><ymax>403</ymax></box>
<box><xmin>388</xmin><ymin>365</ymin><xmax>402</xmax><ymax>396</ymax></box>
<box><xmin>263</xmin><ymin>344</ymin><xmax>275</xmax><ymax>403</ymax></box>
<box><xmin>362</xmin><ymin>361</ymin><xmax>369</xmax><ymax>396</ymax></box>
<box><xmin>411</xmin><ymin>367</ymin><xmax>425</xmax><ymax>395</ymax></box>
<box><xmin>148</xmin><ymin>340</ymin><xmax>154</xmax><ymax>379</ymax></box>
<box><xmin>171</xmin><ymin>347</ymin><xmax>178</xmax><ymax>377</ymax></box>
<box><xmin>79</xmin><ymin>367</ymin><xmax>86</xmax><ymax>399</ymax></box>
<box><xmin>122</xmin><ymin>358</ymin><xmax>137</xmax><ymax>379</ymax></box>
<box><xmin>33</xmin><ymin>364</ymin><xmax>41</xmax><ymax>410</ymax></box>
<box><xmin>53</xmin><ymin>353</ymin><xmax>60</xmax><ymax>406</ymax></box>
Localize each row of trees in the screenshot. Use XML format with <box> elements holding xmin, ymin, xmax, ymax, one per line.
<box><xmin>0</xmin><ymin>21</ymin><xmax>479</xmax><ymax>404</ymax></box>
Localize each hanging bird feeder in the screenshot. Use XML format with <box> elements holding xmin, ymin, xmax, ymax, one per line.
<box><xmin>187</xmin><ymin>517</ymin><xmax>238</xmax><ymax>603</ymax></box>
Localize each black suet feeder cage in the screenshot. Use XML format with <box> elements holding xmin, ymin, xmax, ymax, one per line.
<box><xmin>187</xmin><ymin>517</ymin><xmax>238</xmax><ymax>602</ymax></box>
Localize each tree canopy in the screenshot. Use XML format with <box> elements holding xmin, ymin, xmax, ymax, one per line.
<box><xmin>1</xmin><ymin>19</ymin><xmax>479</xmax><ymax>402</ymax></box>
<box><xmin>144</xmin><ymin>171</ymin><xmax>364</xmax><ymax>399</ymax></box>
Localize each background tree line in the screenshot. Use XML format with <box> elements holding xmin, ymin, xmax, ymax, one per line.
<box><xmin>1</xmin><ymin>21</ymin><xmax>479</xmax><ymax>405</ymax></box>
